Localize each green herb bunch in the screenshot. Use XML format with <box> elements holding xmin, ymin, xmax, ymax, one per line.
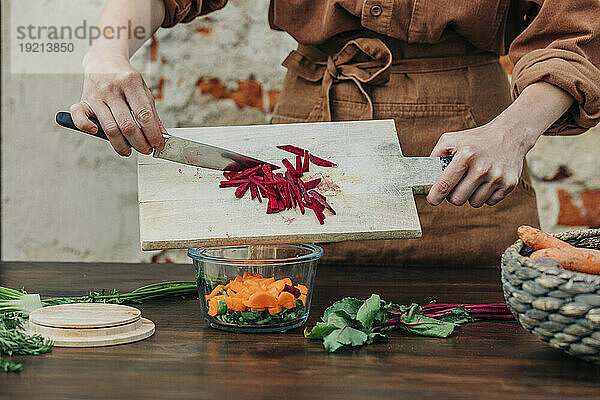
<box><xmin>304</xmin><ymin>294</ymin><xmax>472</xmax><ymax>352</ymax></box>
<box><xmin>0</xmin><ymin>313</ymin><xmax>53</xmax><ymax>372</ymax></box>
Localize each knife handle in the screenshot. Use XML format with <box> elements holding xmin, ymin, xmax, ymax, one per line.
<box><xmin>55</xmin><ymin>111</ymin><xmax>110</xmax><ymax>141</ymax></box>
<box><xmin>440</xmin><ymin>155</ymin><xmax>453</xmax><ymax>170</ymax></box>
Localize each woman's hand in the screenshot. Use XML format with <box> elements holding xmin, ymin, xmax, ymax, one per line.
<box><xmin>70</xmin><ymin>49</ymin><xmax>166</xmax><ymax>157</ymax></box>
<box><xmin>426</xmin><ymin>120</ymin><xmax>531</xmax><ymax>207</ymax></box>
<box><xmin>426</xmin><ymin>81</ymin><xmax>575</xmax><ymax>208</ymax></box>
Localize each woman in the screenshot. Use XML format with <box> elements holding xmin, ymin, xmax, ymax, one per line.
<box><xmin>71</xmin><ymin>0</ymin><xmax>600</xmax><ymax>266</ymax></box>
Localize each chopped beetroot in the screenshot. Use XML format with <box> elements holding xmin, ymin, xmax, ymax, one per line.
<box><xmin>283</xmin><ymin>284</ymin><xmax>301</xmax><ymax>297</ymax></box>
<box><xmin>304</xmin><ymin>178</ymin><xmax>321</xmax><ymax>190</ymax></box>
<box><xmin>218</xmin><ymin>145</ymin><xmax>338</xmax><ymax>223</ymax></box>
<box><xmin>282</xmin><ymin>158</ymin><xmax>299</xmax><ymax>177</ymax></box>
<box><xmin>264</xmin><ymin>180</ymin><xmax>287</xmax><ymax>185</ymax></box>
<box><xmin>284</xmin><ymin>183</ymin><xmax>293</xmax><ymax>208</ymax></box>
<box><xmin>231</xmin><ymin>165</ymin><xmax>262</xmax><ymax>179</ymax></box>
<box><xmin>297</xmin><ymin>179</ymin><xmax>312</xmax><ymax>205</ymax></box>
<box><xmin>303</xmin><ymin>150</ymin><xmax>310</xmax><ymax>172</ymax></box>
<box><xmin>220</xmin><ymin>179</ymin><xmax>250</xmax><ymax>188</ymax></box>
<box><xmin>285</xmin><ymin>172</ymin><xmax>305</xmax><ymax>215</ymax></box>
<box><xmin>309</xmin><ymin>154</ymin><xmax>336</xmax><ymax>167</ymax></box>
<box><xmin>296</xmin><ymin>155</ymin><xmax>303</xmax><ymax>177</ymax></box>
<box><xmin>308</xmin><ymin>190</ymin><xmax>336</xmax><ymax>215</ymax></box>
<box><xmin>261</xmin><ymin>164</ymin><xmax>274</xmax><ymax>180</ymax></box>
<box><xmin>276</xmin><ymin>145</ymin><xmax>305</xmax><ymax>156</ymax></box>
<box><xmin>235</xmin><ymin>182</ymin><xmax>250</xmax><ymax>198</ymax></box>
<box><xmin>223</xmin><ymin>171</ymin><xmax>237</xmax><ymax>180</ymax></box>
<box><xmin>310</xmin><ymin>199</ymin><xmax>326</xmax><ymax>224</ymax></box>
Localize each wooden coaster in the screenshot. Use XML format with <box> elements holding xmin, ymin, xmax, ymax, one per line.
<box><xmin>26</xmin><ymin>303</ymin><xmax>155</xmax><ymax>347</ymax></box>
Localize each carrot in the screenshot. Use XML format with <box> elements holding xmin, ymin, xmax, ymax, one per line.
<box><xmin>233</xmin><ymin>288</ymin><xmax>251</xmax><ymax>299</ymax></box>
<box><xmin>268</xmin><ymin>279</ymin><xmax>286</xmax><ymax>293</ymax></box>
<box><xmin>243</xmin><ymin>280</ymin><xmax>260</xmax><ymax>290</ymax></box>
<box><xmin>281</xmin><ymin>301</ymin><xmax>297</xmax><ymax>309</ymax></box>
<box><xmin>267</xmin><ymin>287</ymin><xmax>280</xmax><ymax>298</ymax></box>
<box><xmin>282</xmin><ymin>278</ymin><xmax>292</xmax><ymax>286</ymax></box>
<box><xmin>531</xmin><ymin>247</ymin><xmax>600</xmax><ymax>274</ymax></box>
<box><xmin>299</xmin><ymin>294</ymin><xmax>307</xmax><ymax>305</ymax></box>
<box><xmin>228</xmin><ymin>281</ymin><xmax>245</xmax><ymax>293</ymax></box>
<box><xmin>259</xmin><ymin>277</ymin><xmax>275</xmax><ymax>286</ymax></box>
<box><xmin>208</xmin><ymin>300</ymin><xmax>219</xmax><ymax>316</ymax></box>
<box><xmin>234</xmin><ymin>275</ymin><xmax>243</xmax><ymax>283</ymax></box>
<box><xmin>268</xmin><ymin>305</ymin><xmax>282</xmax><ymax>315</ymax></box>
<box><xmin>295</xmin><ymin>284</ymin><xmax>308</xmax><ymax>295</ymax></box>
<box><xmin>277</xmin><ymin>291</ymin><xmax>295</xmax><ymax>306</ymax></box>
<box><xmin>251</xmin><ymin>273</ymin><xmax>264</xmax><ymax>279</ymax></box>
<box><xmin>518</xmin><ymin>225</ymin><xmax>573</xmax><ymax>250</ymax></box>
<box><xmin>242</xmin><ymin>271</ymin><xmax>251</xmax><ymax>280</ymax></box>
<box><xmin>225</xmin><ymin>297</ymin><xmax>247</xmax><ymax>312</ymax></box>
<box><xmin>205</xmin><ymin>285</ymin><xmax>225</xmax><ymax>300</ymax></box>
<box><xmin>248</xmin><ymin>292</ymin><xmax>278</xmax><ymax>308</ymax></box>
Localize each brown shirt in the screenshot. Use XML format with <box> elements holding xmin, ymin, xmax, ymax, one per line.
<box><xmin>161</xmin><ymin>0</ymin><xmax>600</xmax><ymax>135</ymax></box>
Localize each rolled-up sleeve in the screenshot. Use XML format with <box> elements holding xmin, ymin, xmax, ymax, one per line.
<box><xmin>161</xmin><ymin>0</ymin><xmax>228</xmax><ymax>28</ymax></box>
<box><xmin>509</xmin><ymin>0</ymin><xmax>600</xmax><ymax>135</ymax></box>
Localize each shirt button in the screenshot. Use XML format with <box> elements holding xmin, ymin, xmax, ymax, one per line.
<box><xmin>370</xmin><ymin>5</ymin><xmax>383</xmax><ymax>17</ymax></box>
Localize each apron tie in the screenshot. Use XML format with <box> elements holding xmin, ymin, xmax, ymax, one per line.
<box><xmin>282</xmin><ymin>38</ymin><xmax>393</xmax><ymax>122</ymax></box>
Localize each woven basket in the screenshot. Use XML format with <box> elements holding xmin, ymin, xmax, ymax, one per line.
<box><xmin>501</xmin><ymin>228</ymin><xmax>600</xmax><ymax>363</ymax></box>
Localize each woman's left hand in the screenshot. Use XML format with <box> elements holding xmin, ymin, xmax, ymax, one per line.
<box><xmin>426</xmin><ymin>118</ymin><xmax>533</xmax><ymax>208</ymax></box>
<box><xmin>426</xmin><ymin>81</ymin><xmax>575</xmax><ymax>208</ymax></box>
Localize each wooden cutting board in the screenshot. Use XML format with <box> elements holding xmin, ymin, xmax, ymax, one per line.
<box><xmin>137</xmin><ymin>119</ymin><xmax>445</xmax><ymax>250</ymax></box>
<box><xmin>25</xmin><ymin>303</ymin><xmax>155</xmax><ymax>347</ymax></box>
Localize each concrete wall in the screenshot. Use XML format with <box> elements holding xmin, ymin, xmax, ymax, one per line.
<box><xmin>2</xmin><ymin>0</ymin><xmax>599</xmax><ymax>263</ymax></box>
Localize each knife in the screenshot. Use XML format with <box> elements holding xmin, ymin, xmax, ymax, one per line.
<box><xmin>55</xmin><ymin>112</ymin><xmax>278</xmax><ymax>172</ymax></box>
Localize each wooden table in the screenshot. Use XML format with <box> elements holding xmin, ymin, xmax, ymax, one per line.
<box><xmin>1</xmin><ymin>262</ymin><xmax>599</xmax><ymax>399</ymax></box>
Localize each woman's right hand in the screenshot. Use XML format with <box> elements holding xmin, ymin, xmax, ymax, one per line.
<box><xmin>70</xmin><ymin>48</ymin><xmax>166</xmax><ymax>157</ymax></box>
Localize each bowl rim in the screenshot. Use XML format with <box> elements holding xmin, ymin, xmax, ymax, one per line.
<box><xmin>502</xmin><ymin>227</ymin><xmax>600</xmax><ymax>283</ymax></box>
<box><xmin>188</xmin><ymin>243</ymin><xmax>323</xmax><ymax>265</ymax></box>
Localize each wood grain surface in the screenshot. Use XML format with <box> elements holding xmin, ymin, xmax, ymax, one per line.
<box><xmin>137</xmin><ymin>120</ymin><xmax>445</xmax><ymax>250</ymax></box>
<box><xmin>29</xmin><ymin>303</ymin><xmax>141</xmax><ymax>328</ymax></box>
<box><xmin>2</xmin><ymin>261</ymin><xmax>599</xmax><ymax>399</ymax></box>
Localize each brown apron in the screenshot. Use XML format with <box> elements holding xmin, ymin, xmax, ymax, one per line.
<box><xmin>272</xmin><ymin>32</ymin><xmax>540</xmax><ymax>267</ymax></box>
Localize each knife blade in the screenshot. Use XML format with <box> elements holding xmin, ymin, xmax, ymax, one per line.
<box><xmin>55</xmin><ymin>112</ymin><xmax>277</xmax><ymax>172</ymax></box>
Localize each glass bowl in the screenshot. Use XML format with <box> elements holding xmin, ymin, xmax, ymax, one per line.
<box><xmin>188</xmin><ymin>244</ymin><xmax>322</xmax><ymax>333</ymax></box>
